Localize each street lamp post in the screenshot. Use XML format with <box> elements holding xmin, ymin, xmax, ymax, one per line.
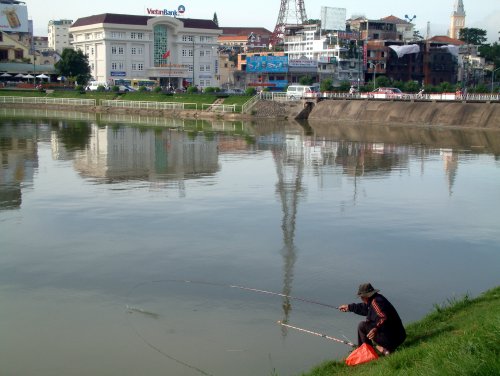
<box><xmin>370</xmin><ymin>61</ymin><xmax>382</xmax><ymax>90</ymax></box>
<box><xmin>491</xmin><ymin>67</ymin><xmax>500</xmax><ymax>93</ymax></box>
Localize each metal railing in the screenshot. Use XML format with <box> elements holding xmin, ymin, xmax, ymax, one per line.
<box><xmin>100</xmin><ymin>100</ymin><xmax>197</xmax><ymax>111</ymax></box>
<box><xmin>201</xmin><ymin>103</ymin><xmax>236</xmax><ymax>112</ymax></box>
<box><xmin>258</xmin><ymin>91</ymin><xmax>500</xmax><ymax>102</ymax></box>
<box><xmin>241</xmin><ymin>94</ymin><xmax>260</xmax><ymax>113</ymax></box>
<box><xmin>0</xmin><ymin>96</ymin><xmax>96</xmax><ymax>106</ymax></box>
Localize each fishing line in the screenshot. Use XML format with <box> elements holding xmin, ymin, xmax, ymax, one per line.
<box><xmin>125</xmin><ymin>313</ymin><xmax>214</xmax><ymax>376</ymax></box>
<box><xmin>124</xmin><ymin>281</ymin><xmax>215</xmax><ymax>376</ymax></box>
<box><xmin>150</xmin><ymin>278</ymin><xmax>340</xmax><ymax>310</ymax></box>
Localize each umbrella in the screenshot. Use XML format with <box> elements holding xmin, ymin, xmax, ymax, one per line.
<box><xmin>57</xmin><ymin>76</ymin><xmax>66</xmax><ymax>81</ymax></box>
<box><xmin>15</xmin><ymin>73</ymin><xmax>25</xmax><ymax>78</ymax></box>
<box><xmin>36</xmin><ymin>74</ymin><xmax>49</xmax><ymax>79</ymax></box>
<box><xmin>23</xmin><ymin>74</ymin><xmax>34</xmax><ymax>79</ymax></box>
<box><xmin>1</xmin><ymin>72</ymin><xmax>12</xmax><ymax>77</ymax></box>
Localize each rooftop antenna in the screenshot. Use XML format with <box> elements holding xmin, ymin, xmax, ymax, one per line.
<box><xmin>270</xmin><ymin>0</ymin><xmax>308</xmax><ymax>47</ymax></box>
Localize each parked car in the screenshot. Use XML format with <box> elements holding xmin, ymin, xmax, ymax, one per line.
<box><xmin>86</xmin><ymin>81</ymin><xmax>109</xmax><ymax>91</ymax></box>
<box><xmin>286</xmin><ymin>85</ymin><xmax>319</xmax><ymax>99</ymax></box>
<box><xmin>117</xmin><ymin>85</ymin><xmax>135</xmax><ymax>92</ymax></box>
<box><xmin>371</xmin><ymin>87</ymin><xmax>404</xmax><ymax>97</ymax></box>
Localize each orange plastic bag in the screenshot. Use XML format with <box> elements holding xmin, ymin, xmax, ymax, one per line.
<box><xmin>345</xmin><ymin>343</ymin><xmax>379</xmax><ymax>366</ymax></box>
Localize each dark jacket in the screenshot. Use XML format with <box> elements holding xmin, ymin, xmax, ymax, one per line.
<box><xmin>348</xmin><ymin>293</ymin><xmax>406</xmax><ymax>351</ymax></box>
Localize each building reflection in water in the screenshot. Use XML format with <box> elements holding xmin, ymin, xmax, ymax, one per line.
<box><xmin>0</xmin><ymin>123</ymin><xmax>38</xmax><ymax>210</ymax></box>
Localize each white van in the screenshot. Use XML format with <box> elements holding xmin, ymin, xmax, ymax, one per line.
<box><xmin>86</xmin><ymin>81</ymin><xmax>109</xmax><ymax>91</ymax></box>
<box><xmin>286</xmin><ymin>85</ymin><xmax>319</xmax><ymax>100</ymax></box>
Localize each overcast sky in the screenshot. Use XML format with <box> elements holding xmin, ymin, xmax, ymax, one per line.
<box><xmin>22</xmin><ymin>0</ymin><xmax>499</xmax><ymax>43</ymax></box>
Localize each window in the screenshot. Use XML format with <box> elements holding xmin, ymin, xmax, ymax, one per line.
<box><xmin>137</xmin><ymin>63</ymin><xmax>144</xmax><ymax>71</ymax></box>
<box><xmin>118</xmin><ymin>47</ymin><xmax>124</xmax><ymax>55</ymax></box>
<box><xmin>131</xmin><ymin>63</ymin><xmax>137</xmax><ymax>70</ymax></box>
<box><xmin>85</xmin><ymin>33</ymin><xmax>91</xmax><ymax>40</ymax></box>
<box><xmin>111</xmin><ymin>46</ymin><xmax>117</xmax><ymax>54</ymax></box>
<box><xmin>131</xmin><ymin>47</ymin><xmax>137</xmax><ymax>55</ymax></box>
<box><xmin>137</xmin><ymin>33</ymin><xmax>144</xmax><ymax>40</ymax></box>
<box><xmin>182</xmin><ymin>49</ymin><xmax>188</xmax><ymax>57</ymax></box>
<box><xmin>189</xmin><ymin>49</ymin><xmax>193</xmax><ymax>57</ymax></box>
<box><xmin>131</xmin><ymin>32</ymin><xmax>137</xmax><ymax>39</ymax></box>
<box><xmin>182</xmin><ymin>35</ymin><xmax>193</xmax><ymax>42</ymax></box>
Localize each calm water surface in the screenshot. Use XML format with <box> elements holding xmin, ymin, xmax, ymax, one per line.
<box><xmin>1</xmin><ymin>110</ymin><xmax>499</xmax><ymax>376</ymax></box>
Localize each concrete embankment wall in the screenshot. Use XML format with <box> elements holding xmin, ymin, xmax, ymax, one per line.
<box><xmin>308</xmin><ymin>100</ymin><xmax>500</xmax><ymax>128</ymax></box>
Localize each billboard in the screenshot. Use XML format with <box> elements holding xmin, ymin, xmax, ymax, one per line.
<box><xmin>0</xmin><ymin>3</ymin><xmax>29</xmax><ymax>32</ymax></box>
<box><xmin>246</xmin><ymin>56</ymin><xmax>288</xmax><ymax>73</ymax></box>
<box><xmin>320</xmin><ymin>6</ymin><xmax>346</xmax><ymax>31</ymax></box>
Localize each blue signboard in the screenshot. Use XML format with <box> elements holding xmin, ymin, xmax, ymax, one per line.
<box><xmin>111</xmin><ymin>71</ymin><xmax>127</xmax><ymax>77</ymax></box>
<box><xmin>246</xmin><ymin>56</ymin><xmax>288</xmax><ymax>73</ymax></box>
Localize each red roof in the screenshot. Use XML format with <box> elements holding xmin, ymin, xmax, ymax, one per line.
<box><xmin>220</xmin><ymin>27</ymin><xmax>272</xmax><ymax>36</ymax></box>
<box><xmin>428</xmin><ymin>35</ymin><xmax>465</xmax><ymax>45</ymax></box>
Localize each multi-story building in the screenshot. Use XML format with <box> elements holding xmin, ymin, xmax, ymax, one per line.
<box><xmin>284</xmin><ymin>23</ymin><xmax>363</xmax><ymax>87</ymax></box>
<box><xmin>48</xmin><ymin>19</ymin><xmax>73</xmax><ymax>53</ymax></box>
<box><xmin>69</xmin><ymin>14</ymin><xmax>221</xmax><ymax>89</ymax></box>
<box><xmin>33</xmin><ymin>36</ymin><xmax>48</xmax><ymax>51</ymax></box>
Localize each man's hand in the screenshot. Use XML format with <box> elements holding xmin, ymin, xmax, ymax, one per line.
<box><xmin>367</xmin><ymin>327</ymin><xmax>377</xmax><ymax>340</ymax></box>
<box><xmin>338</xmin><ymin>304</ymin><xmax>349</xmax><ymax>312</ymax></box>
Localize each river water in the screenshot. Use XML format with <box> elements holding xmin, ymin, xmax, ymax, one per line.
<box><xmin>1</xmin><ymin>109</ymin><xmax>499</xmax><ymax>376</ymax></box>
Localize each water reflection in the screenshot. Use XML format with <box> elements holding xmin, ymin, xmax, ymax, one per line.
<box><xmin>1</xmin><ymin>111</ymin><xmax>500</xmax><ymax>375</ymax></box>
<box><xmin>0</xmin><ymin>122</ymin><xmax>38</xmax><ymax>209</ymax></box>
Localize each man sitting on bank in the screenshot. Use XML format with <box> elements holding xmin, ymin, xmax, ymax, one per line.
<box><xmin>339</xmin><ymin>283</ymin><xmax>406</xmax><ymax>355</ymax></box>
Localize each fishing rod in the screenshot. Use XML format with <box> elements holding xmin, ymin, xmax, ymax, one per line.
<box><xmin>277</xmin><ymin>321</ymin><xmax>356</xmax><ymax>347</ymax></box>
<box><xmin>151</xmin><ymin>279</ymin><xmax>340</xmax><ymax>310</ymax></box>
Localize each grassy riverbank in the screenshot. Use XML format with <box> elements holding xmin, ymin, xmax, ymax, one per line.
<box><xmin>300</xmin><ymin>286</ymin><xmax>500</xmax><ymax>376</ymax></box>
<box><xmin>0</xmin><ymin>88</ymin><xmax>251</xmax><ymax>107</ymax></box>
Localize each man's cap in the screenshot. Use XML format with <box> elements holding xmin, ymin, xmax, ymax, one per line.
<box><xmin>357</xmin><ymin>283</ymin><xmax>380</xmax><ymax>298</ymax></box>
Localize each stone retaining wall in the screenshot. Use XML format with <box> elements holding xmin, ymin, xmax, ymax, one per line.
<box><xmin>308</xmin><ymin>99</ymin><xmax>500</xmax><ymax>128</ymax></box>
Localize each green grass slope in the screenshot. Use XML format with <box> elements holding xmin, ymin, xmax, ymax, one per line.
<box><xmin>301</xmin><ymin>286</ymin><xmax>500</xmax><ymax>376</ymax></box>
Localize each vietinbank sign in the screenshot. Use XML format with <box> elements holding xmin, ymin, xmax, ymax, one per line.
<box><xmin>147</xmin><ymin>5</ymin><xmax>186</xmax><ymax>16</ymax></box>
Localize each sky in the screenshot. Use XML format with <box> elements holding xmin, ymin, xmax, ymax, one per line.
<box><xmin>22</xmin><ymin>0</ymin><xmax>499</xmax><ymax>43</ymax></box>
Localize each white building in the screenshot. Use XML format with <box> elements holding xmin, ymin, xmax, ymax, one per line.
<box><xmin>69</xmin><ymin>14</ymin><xmax>221</xmax><ymax>89</ymax></box>
<box><xmin>284</xmin><ymin>24</ymin><xmax>363</xmax><ymax>87</ymax></box>
<box><xmin>48</xmin><ymin>19</ymin><xmax>73</xmax><ymax>53</ymax></box>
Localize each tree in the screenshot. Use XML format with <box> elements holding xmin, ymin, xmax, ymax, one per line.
<box><xmin>459</xmin><ymin>28</ymin><xmax>487</xmax><ymax>45</ymax></box>
<box><xmin>213</xmin><ymin>12</ymin><xmax>219</xmax><ymax>27</ymax></box>
<box><xmin>55</xmin><ymin>48</ymin><xmax>92</xmax><ymax>86</ymax></box>
<box><xmin>320</xmin><ymin>79</ymin><xmax>333</xmax><ymax>92</ymax></box>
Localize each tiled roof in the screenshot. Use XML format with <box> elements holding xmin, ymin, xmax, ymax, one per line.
<box><xmin>71</xmin><ymin>14</ymin><xmax>220</xmax><ymax>30</ymax></box>
<box><xmin>429</xmin><ymin>35</ymin><xmax>465</xmax><ymax>45</ymax></box>
<box><xmin>218</xmin><ymin>35</ymin><xmax>248</xmax><ymax>41</ymax></box>
<box><xmin>220</xmin><ymin>27</ymin><xmax>272</xmax><ymax>36</ymax></box>
<box><xmin>381</xmin><ymin>15</ymin><xmax>408</xmax><ymax>24</ymax></box>
<box><xmin>72</xmin><ymin>14</ymin><xmax>151</xmax><ymax>27</ymax></box>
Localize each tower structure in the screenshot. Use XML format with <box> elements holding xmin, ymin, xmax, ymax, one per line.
<box><xmin>270</xmin><ymin>0</ymin><xmax>308</xmax><ymax>47</ymax></box>
<box><xmin>449</xmin><ymin>0</ymin><xmax>466</xmax><ymax>40</ymax></box>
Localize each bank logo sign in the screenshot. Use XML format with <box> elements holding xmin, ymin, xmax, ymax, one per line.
<box><xmin>147</xmin><ymin>5</ymin><xmax>186</xmax><ymax>17</ymax></box>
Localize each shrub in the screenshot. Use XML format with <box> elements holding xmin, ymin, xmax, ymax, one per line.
<box><xmin>320</xmin><ymin>79</ymin><xmax>333</xmax><ymax>92</ymax></box>
<box><xmin>203</xmin><ymin>86</ymin><xmax>217</xmax><ymax>93</ymax></box>
<box><xmin>111</xmin><ymin>85</ymin><xmax>120</xmax><ymax>92</ymax></box>
<box><xmin>153</xmin><ymin>86</ymin><xmax>162</xmax><ymax>93</ymax></box>
<box><xmin>138</xmin><ymin>86</ymin><xmax>149</xmax><ymax>92</ymax></box>
<box><xmin>245</xmin><ymin>87</ymin><xmax>256</xmax><ymax>96</ymax></box>
<box><xmin>186</xmin><ymin>86</ymin><xmax>198</xmax><ymax>94</ymax></box>
<box><xmin>75</xmin><ymin>85</ymin><xmax>85</xmax><ymax>93</ymax></box>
